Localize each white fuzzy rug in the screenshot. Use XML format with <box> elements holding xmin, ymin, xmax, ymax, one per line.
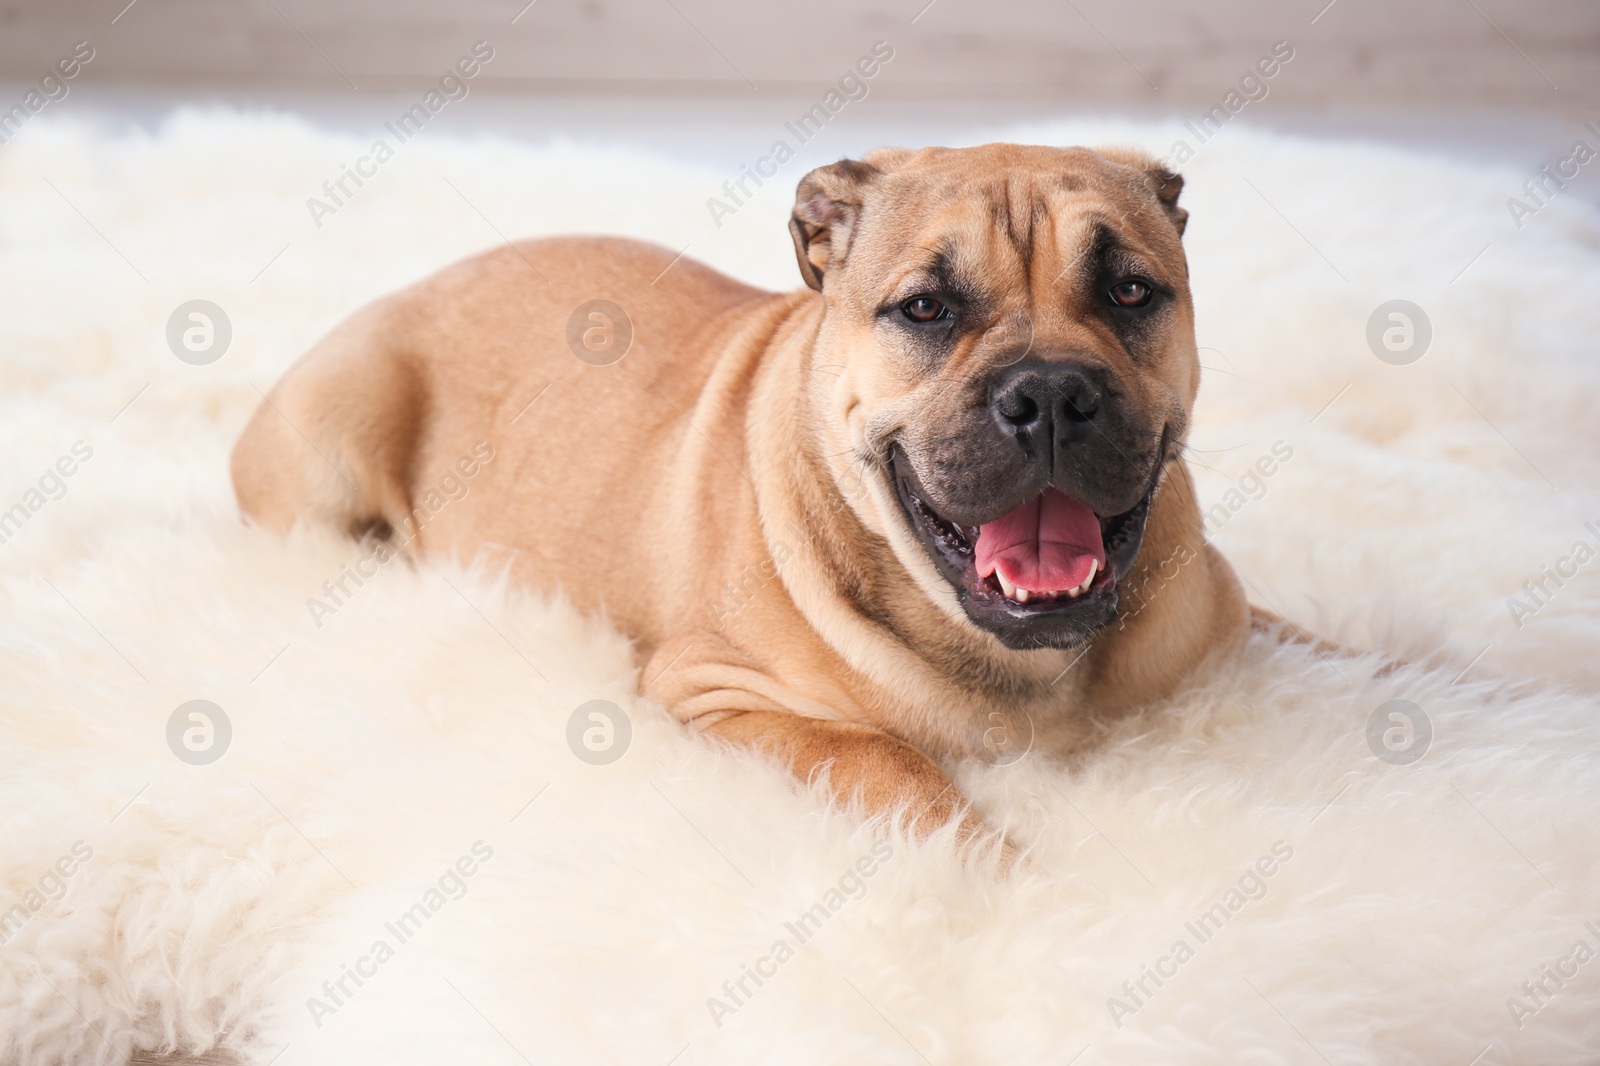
<box><xmin>3</xmin><ymin>108</ymin><xmax>1600</xmax><ymax>1066</ymax></box>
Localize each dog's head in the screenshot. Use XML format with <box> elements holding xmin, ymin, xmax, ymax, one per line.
<box><xmin>793</xmin><ymin>144</ymin><xmax>1196</xmax><ymax>651</ymax></box>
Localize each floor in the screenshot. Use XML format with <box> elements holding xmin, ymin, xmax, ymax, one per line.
<box><xmin>5</xmin><ymin>84</ymin><xmax>1599</xmax><ymax>215</ymax></box>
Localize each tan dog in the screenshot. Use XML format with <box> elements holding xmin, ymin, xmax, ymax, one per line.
<box><xmin>232</xmin><ymin>143</ymin><xmax>1251</xmax><ymax>853</ymax></box>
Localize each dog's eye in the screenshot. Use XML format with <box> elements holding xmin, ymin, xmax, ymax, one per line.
<box><xmin>901</xmin><ymin>296</ymin><xmax>949</xmax><ymax>323</ymax></box>
<box><xmin>1108</xmin><ymin>280</ymin><xmax>1153</xmax><ymax>308</ymax></box>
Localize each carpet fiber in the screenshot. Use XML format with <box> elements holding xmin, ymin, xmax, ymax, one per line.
<box><xmin>2</xmin><ymin>109</ymin><xmax>1599</xmax><ymax>1065</ymax></box>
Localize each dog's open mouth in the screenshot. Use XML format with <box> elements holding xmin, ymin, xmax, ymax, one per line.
<box><xmin>888</xmin><ymin>451</ymin><xmax>1155</xmax><ymax>648</ymax></box>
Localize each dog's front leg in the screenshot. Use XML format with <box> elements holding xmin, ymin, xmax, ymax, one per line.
<box><xmin>705</xmin><ymin>709</ymin><xmax>1008</xmax><ymax>860</ymax></box>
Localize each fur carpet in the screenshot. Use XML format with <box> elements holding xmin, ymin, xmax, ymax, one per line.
<box><xmin>2</xmin><ymin>108</ymin><xmax>1599</xmax><ymax>1065</ymax></box>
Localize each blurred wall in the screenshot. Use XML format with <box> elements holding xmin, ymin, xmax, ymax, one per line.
<box><xmin>0</xmin><ymin>0</ymin><xmax>1594</xmax><ymax>111</ymax></box>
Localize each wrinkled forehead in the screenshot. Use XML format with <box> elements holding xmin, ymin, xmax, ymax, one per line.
<box><xmin>848</xmin><ymin>159</ymin><xmax>1182</xmax><ymax>307</ymax></box>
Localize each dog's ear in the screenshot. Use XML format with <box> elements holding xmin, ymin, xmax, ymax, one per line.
<box><xmin>1149</xmin><ymin>166</ymin><xmax>1188</xmax><ymax>236</ymax></box>
<box><xmin>1098</xmin><ymin>147</ymin><xmax>1188</xmax><ymax>237</ymax></box>
<box><xmin>789</xmin><ymin>158</ymin><xmax>882</xmax><ymax>291</ymax></box>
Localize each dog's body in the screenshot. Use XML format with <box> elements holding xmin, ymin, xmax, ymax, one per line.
<box><xmin>233</xmin><ymin>144</ymin><xmax>1250</xmax><ymax>847</ymax></box>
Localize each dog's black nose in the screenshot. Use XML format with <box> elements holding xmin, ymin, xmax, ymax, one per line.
<box><xmin>992</xmin><ymin>362</ymin><xmax>1103</xmax><ymax>445</ymax></box>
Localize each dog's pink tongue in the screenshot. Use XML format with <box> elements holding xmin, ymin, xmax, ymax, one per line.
<box><xmin>975</xmin><ymin>488</ymin><xmax>1106</xmax><ymax>592</ymax></box>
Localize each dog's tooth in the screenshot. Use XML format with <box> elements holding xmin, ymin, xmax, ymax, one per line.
<box><xmin>1015</xmin><ymin>588</ymin><xmax>1030</xmax><ymax>603</ymax></box>
<box><xmin>1079</xmin><ymin>560</ymin><xmax>1098</xmax><ymax>595</ymax></box>
<box><xmin>996</xmin><ymin>571</ymin><xmax>1017</xmax><ymax>598</ymax></box>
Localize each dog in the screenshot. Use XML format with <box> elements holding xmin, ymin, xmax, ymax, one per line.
<box><xmin>232</xmin><ymin>143</ymin><xmax>1258</xmax><ymax>855</ymax></box>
